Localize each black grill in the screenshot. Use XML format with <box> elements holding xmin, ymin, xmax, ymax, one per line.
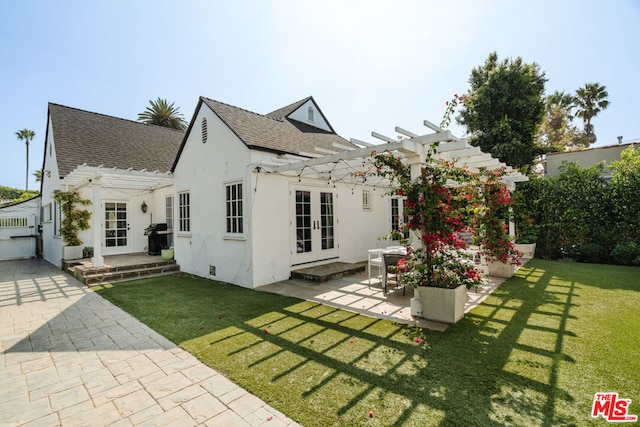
<box><xmin>144</xmin><ymin>223</ymin><xmax>168</xmax><ymax>255</ymax></box>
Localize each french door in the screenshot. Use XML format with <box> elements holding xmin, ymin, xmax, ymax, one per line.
<box><xmin>291</xmin><ymin>187</ymin><xmax>338</xmax><ymax>265</ymax></box>
<box><xmin>102</xmin><ymin>201</ymin><xmax>131</xmax><ymax>255</ymax></box>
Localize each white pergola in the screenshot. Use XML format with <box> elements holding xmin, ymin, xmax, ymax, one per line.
<box><xmin>61</xmin><ymin>164</ymin><xmax>173</xmax><ymax>267</ymax></box>
<box><xmin>255</xmin><ymin>119</ymin><xmax>528</xmax><ymax>187</ymax></box>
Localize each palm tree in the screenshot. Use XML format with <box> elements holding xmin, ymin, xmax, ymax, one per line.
<box><xmin>137</xmin><ymin>98</ymin><xmax>187</xmax><ymax>130</ymax></box>
<box><xmin>33</xmin><ymin>169</ymin><xmax>43</xmax><ymax>183</ymax></box>
<box><xmin>546</xmin><ymin>90</ymin><xmax>575</xmax><ymax>119</ymax></box>
<box><xmin>574</xmin><ymin>83</ymin><xmax>610</xmax><ymax>144</ymax></box>
<box><xmin>15</xmin><ymin>129</ymin><xmax>35</xmax><ymax>190</ymax></box>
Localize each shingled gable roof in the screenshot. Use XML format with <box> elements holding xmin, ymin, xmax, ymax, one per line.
<box><xmin>172</xmin><ymin>96</ymin><xmax>356</xmax><ymax>171</ymax></box>
<box><xmin>266</xmin><ymin>96</ymin><xmax>336</xmax><ymax>134</ymax></box>
<box><xmin>47</xmin><ymin>103</ymin><xmax>184</xmax><ymax>178</ymax></box>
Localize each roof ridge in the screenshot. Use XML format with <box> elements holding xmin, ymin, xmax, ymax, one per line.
<box><xmin>48</xmin><ymin>102</ymin><xmax>185</xmax><ymax>134</ymax></box>
<box><xmin>201</xmin><ymin>97</ymin><xmax>284</xmax><ymax>123</ymax></box>
<box><xmin>265</xmin><ymin>96</ymin><xmax>312</xmax><ymax>119</ymax></box>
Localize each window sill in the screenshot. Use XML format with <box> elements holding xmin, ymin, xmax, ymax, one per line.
<box><xmin>176</xmin><ymin>232</ymin><xmax>192</xmax><ymax>238</ymax></box>
<box><xmin>223</xmin><ymin>234</ymin><xmax>246</xmax><ymax>241</ymax></box>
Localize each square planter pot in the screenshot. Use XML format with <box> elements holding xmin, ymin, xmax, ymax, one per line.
<box><xmin>488</xmin><ymin>261</ymin><xmax>516</xmax><ymax>278</ymax></box>
<box><xmin>416</xmin><ymin>285</ymin><xmax>467</xmax><ymax>324</ymax></box>
<box><xmin>515</xmin><ymin>243</ymin><xmax>536</xmax><ymax>259</ymax></box>
<box><xmin>63</xmin><ymin>245</ymin><xmax>84</xmax><ymax>260</ymax></box>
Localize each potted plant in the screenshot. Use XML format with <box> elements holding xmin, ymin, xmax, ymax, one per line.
<box><xmin>53</xmin><ymin>189</ymin><xmax>91</xmax><ymax>260</ymax></box>
<box><xmin>372</xmin><ymin>149</ymin><xmax>484</xmax><ymax>324</ymax></box>
<box><xmin>161</xmin><ymin>246</ymin><xmax>174</xmax><ymax>260</ymax></box>
<box><xmin>476</xmin><ymin>169</ymin><xmax>522</xmax><ymax>277</ymax></box>
<box><xmin>514</xmin><ymin>214</ymin><xmax>538</xmax><ymax>258</ymax></box>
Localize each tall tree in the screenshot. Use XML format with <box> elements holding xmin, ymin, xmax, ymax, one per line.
<box><xmin>574</xmin><ymin>82</ymin><xmax>610</xmax><ymax>145</ymax></box>
<box><xmin>137</xmin><ymin>98</ymin><xmax>187</xmax><ymax>130</ymax></box>
<box><xmin>15</xmin><ymin>129</ymin><xmax>35</xmax><ymax>190</ymax></box>
<box><xmin>458</xmin><ymin>52</ymin><xmax>547</xmax><ymax>168</ymax></box>
<box><xmin>537</xmin><ymin>91</ymin><xmax>589</xmax><ymax>151</ymax></box>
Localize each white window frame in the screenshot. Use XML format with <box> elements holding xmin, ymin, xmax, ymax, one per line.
<box><xmin>53</xmin><ymin>201</ymin><xmax>61</xmax><ymax>237</ymax></box>
<box><xmin>362</xmin><ymin>190</ymin><xmax>371</xmax><ymax>210</ymax></box>
<box><xmin>225</xmin><ymin>181</ymin><xmax>244</xmax><ymax>238</ymax></box>
<box><xmin>178</xmin><ymin>191</ymin><xmax>190</xmax><ymax>234</ymax></box>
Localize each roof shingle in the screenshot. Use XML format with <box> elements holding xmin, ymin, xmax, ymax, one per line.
<box><xmin>49</xmin><ymin>103</ymin><xmax>184</xmax><ymax>178</ymax></box>
<box><xmin>200</xmin><ymin>97</ymin><xmax>356</xmax><ymax>156</ymax></box>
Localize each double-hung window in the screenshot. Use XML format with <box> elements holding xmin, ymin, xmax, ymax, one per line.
<box><xmin>178</xmin><ymin>192</ymin><xmax>190</xmax><ymax>233</ymax></box>
<box><xmin>225</xmin><ymin>182</ymin><xmax>243</xmax><ymax>235</ymax></box>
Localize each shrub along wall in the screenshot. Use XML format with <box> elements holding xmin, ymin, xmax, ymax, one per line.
<box><xmin>514</xmin><ymin>146</ymin><xmax>640</xmax><ymax>265</ymax></box>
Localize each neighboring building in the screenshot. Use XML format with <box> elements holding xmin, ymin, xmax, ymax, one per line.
<box><xmin>0</xmin><ymin>196</ymin><xmax>40</xmax><ymax>260</ymax></box>
<box><xmin>544</xmin><ymin>141</ymin><xmax>637</xmax><ymax>178</ymax></box>
<box><xmin>36</xmin><ymin>96</ymin><xmax>526</xmax><ymax>288</ymax></box>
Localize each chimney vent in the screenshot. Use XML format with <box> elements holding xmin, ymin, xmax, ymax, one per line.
<box><xmin>617</xmin><ymin>136</ymin><xmax>623</xmax><ymax>145</ymax></box>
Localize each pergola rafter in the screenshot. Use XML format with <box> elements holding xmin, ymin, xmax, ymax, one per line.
<box><xmin>255</xmin><ymin>120</ymin><xmax>528</xmax><ymax>186</ymax></box>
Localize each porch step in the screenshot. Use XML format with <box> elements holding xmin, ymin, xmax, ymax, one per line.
<box><xmin>64</xmin><ymin>258</ymin><xmax>180</xmax><ymax>285</ymax></box>
<box><xmin>291</xmin><ymin>261</ymin><xmax>367</xmax><ymax>282</ymax></box>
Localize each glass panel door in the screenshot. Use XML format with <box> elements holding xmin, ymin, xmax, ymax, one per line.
<box><xmin>291</xmin><ymin>187</ymin><xmax>338</xmax><ymax>265</ymax></box>
<box><xmin>295</xmin><ymin>190</ymin><xmax>312</xmax><ymax>254</ymax></box>
<box><xmin>103</xmin><ymin>202</ymin><xmax>130</xmax><ymax>255</ymax></box>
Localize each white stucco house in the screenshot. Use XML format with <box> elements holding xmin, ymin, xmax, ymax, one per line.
<box><xmin>39</xmin><ymin>103</ymin><xmax>184</xmax><ymax>267</ymax></box>
<box><xmin>36</xmin><ymin>96</ymin><xmax>526</xmax><ymax>288</ymax></box>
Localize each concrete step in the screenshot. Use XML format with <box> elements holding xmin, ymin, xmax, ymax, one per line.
<box><xmin>83</xmin><ymin>263</ymin><xmax>180</xmax><ymax>285</ymax></box>
<box><xmin>291</xmin><ymin>261</ymin><xmax>367</xmax><ymax>282</ymax></box>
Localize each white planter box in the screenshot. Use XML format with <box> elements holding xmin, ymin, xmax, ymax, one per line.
<box><xmin>515</xmin><ymin>243</ymin><xmax>536</xmax><ymax>259</ymax></box>
<box><xmin>416</xmin><ymin>285</ymin><xmax>467</xmax><ymax>324</ymax></box>
<box><xmin>488</xmin><ymin>261</ymin><xmax>516</xmax><ymax>278</ymax></box>
<box><xmin>63</xmin><ymin>245</ymin><xmax>84</xmax><ymax>260</ymax></box>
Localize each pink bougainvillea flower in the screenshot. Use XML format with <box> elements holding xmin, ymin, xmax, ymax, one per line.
<box><xmin>369</xmin><ymin>411</ymin><xmax>374</xmax><ymax>418</ymax></box>
<box><xmin>267</xmin><ymin>416</ymin><xmax>273</xmax><ymax>421</ymax></box>
<box><xmin>264</xmin><ymin>329</ymin><xmax>269</xmax><ymax>334</ymax></box>
<box><xmin>415</xmin><ymin>337</ymin><xmax>422</xmax><ymax>343</ymax></box>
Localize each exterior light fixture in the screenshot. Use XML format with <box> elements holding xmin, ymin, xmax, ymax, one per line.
<box><xmin>141</xmin><ymin>201</ymin><xmax>148</xmax><ymax>213</ymax></box>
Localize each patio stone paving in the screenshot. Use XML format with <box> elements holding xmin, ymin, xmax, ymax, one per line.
<box><xmin>0</xmin><ymin>258</ymin><xmax>299</xmax><ymax>426</ymax></box>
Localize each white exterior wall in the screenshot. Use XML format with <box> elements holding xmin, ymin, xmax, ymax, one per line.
<box><xmin>248</xmin><ymin>151</ymin><xmax>394</xmax><ymax>287</ymax></box>
<box><xmin>173</xmin><ymin>104</ymin><xmax>254</xmax><ymax>287</ymax></box>
<box><xmin>287</xmin><ymin>99</ymin><xmax>332</xmax><ymax>132</ymax></box>
<box><xmin>41</xmin><ymin>117</ymin><xmax>64</xmax><ymax>266</ymax></box>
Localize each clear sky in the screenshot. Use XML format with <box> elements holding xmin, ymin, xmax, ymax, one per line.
<box><xmin>1</xmin><ymin>0</ymin><xmax>639</xmax><ymax>190</ymax></box>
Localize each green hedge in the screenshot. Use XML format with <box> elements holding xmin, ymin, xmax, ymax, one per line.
<box><xmin>514</xmin><ymin>146</ymin><xmax>640</xmax><ymax>265</ymax></box>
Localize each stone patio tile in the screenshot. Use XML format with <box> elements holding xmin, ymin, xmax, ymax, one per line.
<box><xmin>30</xmin><ymin>376</ymin><xmax>84</xmax><ymax>401</ymax></box>
<box><xmin>218</xmin><ymin>386</ymin><xmax>248</xmax><ymax>405</ymax></box>
<box><xmin>25</xmin><ymin>365</ymin><xmax>61</xmax><ymax>391</ymax></box>
<box><xmin>144</xmin><ymin>371</ymin><xmax>193</xmax><ymax>400</ymax></box>
<box><xmin>90</xmin><ymin>379</ymin><xmax>143</xmax><ymax>406</ymax></box>
<box><xmin>181</xmin><ymin>392</ymin><xmax>227</xmax><ymax>423</ymax></box>
<box><xmin>60</xmin><ymin>401</ymin><xmax>121</xmax><ymax>426</ymax></box>
<box><xmin>181</xmin><ymin>362</ymin><xmax>216</xmax><ymax>383</ymax></box>
<box><xmin>200</xmin><ymin>374</ymin><xmax>241</xmax><ymax>398</ymax></box>
<box><xmin>0</xmin><ymin>396</ymin><xmax>51</xmax><ymax>425</ymax></box>
<box><xmin>113</xmin><ymin>388</ymin><xmax>157</xmax><ymax>418</ymax></box>
<box><xmin>21</xmin><ymin>413</ymin><xmax>60</xmax><ymax>427</ymax></box>
<box><xmin>205</xmin><ymin>409</ymin><xmax>251</xmax><ymax>427</ymax></box>
<box><xmin>137</xmin><ymin>405</ymin><xmax>195</xmax><ymax>427</ymax></box>
<box><xmin>227</xmin><ymin>392</ymin><xmax>267</xmax><ymax>418</ymax></box>
<box><xmin>157</xmin><ymin>384</ymin><xmax>206</xmax><ymax>410</ymax></box>
<box><xmin>57</xmin><ymin>399</ymin><xmax>95</xmax><ymax>421</ymax></box>
<box><xmin>127</xmin><ymin>403</ymin><xmax>164</xmax><ymax>425</ymax></box>
<box><xmin>49</xmin><ymin>384</ymin><xmax>91</xmax><ymax>412</ymax></box>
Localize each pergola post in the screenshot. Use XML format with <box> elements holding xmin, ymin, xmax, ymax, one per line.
<box><xmin>91</xmin><ymin>176</ymin><xmax>104</xmax><ymax>267</ymax></box>
<box><xmin>405</xmin><ymin>153</ymin><xmax>426</xmax><ymax>248</ymax></box>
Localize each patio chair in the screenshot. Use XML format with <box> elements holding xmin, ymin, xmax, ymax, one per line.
<box><xmin>368</xmin><ymin>249</ymin><xmax>383</xmax><ymax>286</ymax></box>
<box><xmin>382</xmin><ymin>253</ymin><xmax>406</xmax><ymax>295</ymax></box>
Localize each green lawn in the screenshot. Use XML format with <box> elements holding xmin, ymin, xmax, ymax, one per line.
<box><xmin>93</xmin><ymin>259</ymin><xmax>640</xmax><ymax>426</ymax></box>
